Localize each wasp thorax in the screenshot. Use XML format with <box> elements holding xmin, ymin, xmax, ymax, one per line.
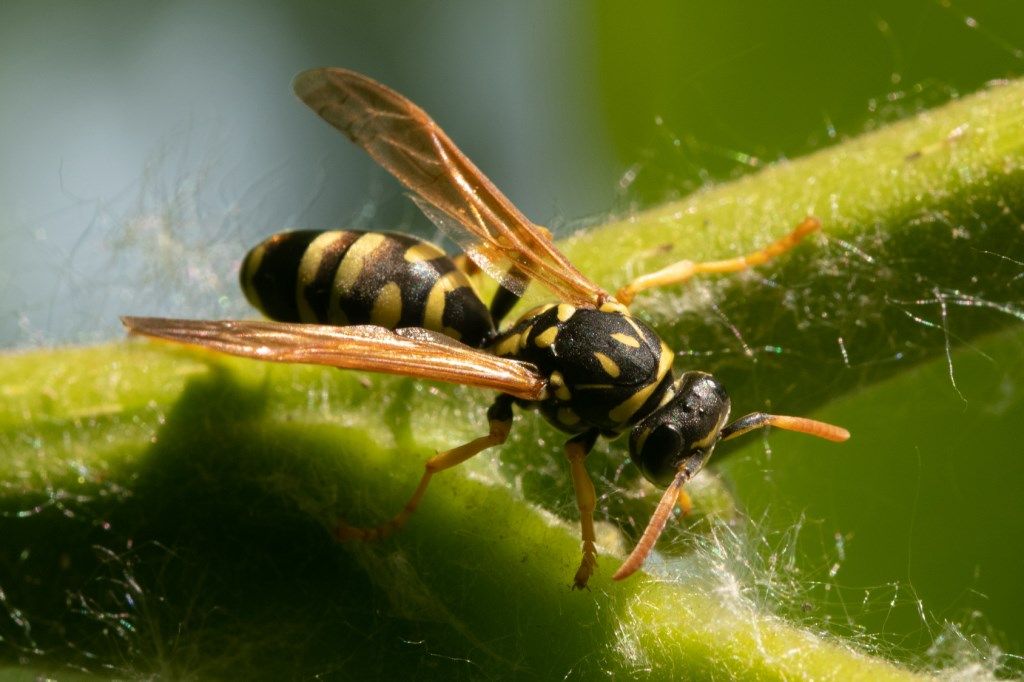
<box><xmin>628</xmin><ymin>371</ymin><xmax>731</xmax><ymax>487</ymax></box>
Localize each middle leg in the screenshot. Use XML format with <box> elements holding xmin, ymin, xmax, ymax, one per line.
<box><xmin>565</xmin><ymin>429</ymin><xmax>601</xmax><ymax>589</ymax></box>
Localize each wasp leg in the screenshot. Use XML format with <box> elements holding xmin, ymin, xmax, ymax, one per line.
<box><xmin>615</xmin><ymin>217</ymin><xmax>821</xmax><ymax>305</ymax></box>
<box><xmin>335</xmin><ymin>396</ymin><xmax>514</xmax><ymax>542</ymax></box>
<box><xmin>565</xmin><ymin>429</ymin><xmax>601</xmax><ymax>589</ymax></box>
<box><xmin>676</xmin><ymin>487</ymin><xmax>693</xmax><ymax>516</ymax></box>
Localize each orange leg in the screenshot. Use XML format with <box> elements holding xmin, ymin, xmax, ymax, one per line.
<box><xmin>676</xmin><ymin>487</ymin><xmax>693</xmax><ymax>516</ymax></box>
<box><xmin>566</xmin><ymin>430</ymin><xmax>600</xmax><ymax>589</ymax></box>
<box><xmin>615</xmin><ymin>217</ymin><xmax>821</xmax><ymax>305</ymax></box>
<box><xmin>336</xmin><ymin>398</ymin><xmax>513</xmax><ymax>541</ymax></box>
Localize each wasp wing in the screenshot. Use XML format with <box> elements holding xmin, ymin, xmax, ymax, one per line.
<box><xmin>122</xmin><ymin>317</ymin><xmax>546</xmax><ymax>400</ymax></box>
<box><xmin>292</xmin><ymin>67</ymin><xmax>608</xmax><ymax>307</ymax></box>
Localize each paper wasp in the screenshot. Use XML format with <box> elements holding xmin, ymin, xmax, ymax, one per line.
<box><xmin>123</xmin><ymin>68</ymin><xmax>849</xmax><ymax>588</ymax></box>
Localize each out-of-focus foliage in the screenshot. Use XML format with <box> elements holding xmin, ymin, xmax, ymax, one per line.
<box><xmin>595</xmin><ymin>1</ymin><xmax>1024</xmax><ymax>203</ymax></box>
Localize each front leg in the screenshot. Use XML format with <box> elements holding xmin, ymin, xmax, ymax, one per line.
<box><xmin>565</xmin><ymin>429</ymin><xmax>601</xmax><ymax>589</ymax></box>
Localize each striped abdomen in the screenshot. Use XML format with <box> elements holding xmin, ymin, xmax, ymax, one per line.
<box><xmin>240</xmin><ymin>230</ymin><xmax>495</xmax><ymax>347</ymax></box>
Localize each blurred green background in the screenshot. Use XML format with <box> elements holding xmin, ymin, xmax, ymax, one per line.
<box><xmin>2</xmin><ymin>0</ymin><xmax>1024</xmax><ymax>676</ymax></box>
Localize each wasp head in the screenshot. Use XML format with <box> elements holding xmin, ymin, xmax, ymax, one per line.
<box><xmin>616</xmin><ymin>372</ymin><xmax>849</xmax><ymax>582</ymax></box>
<box><xmin>628</xmin><ymin>371</ymin><xmax>731</xmax><ymax>488</ymax></box>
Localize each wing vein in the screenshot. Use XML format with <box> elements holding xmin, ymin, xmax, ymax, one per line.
<box><xmin>122</xmin><ymin>317</ymin><xmax>547</xmax><ymax>401</ymax></box>
<box><xmin>293</xmin><ymin>67</ymin><xmax>609</xmax><ymax>307</ymax></box>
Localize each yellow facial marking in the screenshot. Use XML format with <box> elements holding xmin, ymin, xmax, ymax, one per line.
<box><xmin>556</xmin><ymin>304</ymin><xmax>576</xmax><ymax>322</ymax></box>
<box><xmin>403</xmin><ymin>241</ymin><xmax>446</xmax><ymax>263</ymax></box>
<box><xmin>295</xmin><ymin>231</ymin><xmax>345</xmax><ymax>322</ymax></box>
<box><xmin>370</xmin><ymin>281</ymin><xmax>403</xmax><ymax>329</ymax></box>
<box><xmin>534</xmin><ymin>326</ymin><xmax>559</xmax><ymax>348</ymax></box>
<box><xmin>593</xmin><ymin>352</ymin><xmax>621</xmax><ymax>378</ymax></box>
<box><xmin>611</xmin><ymin>332</ymin><xmax>640</xmax><ymax>348</ymax></box>
<box><xmin>692</xmin><ymin>415</ymin><xmax>727</xmax><ymax>450</ymax></box>
<box><xmin>633</xmin><ymin>426</ymin><xmax>653</xmax><ymax>455</ymax></box>
<box><xmin>557</xmin><ymin>407</ymin><xmax>580</xmax><ymax>426</ymax></box>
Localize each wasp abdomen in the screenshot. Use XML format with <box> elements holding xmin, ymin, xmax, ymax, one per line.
<box><xmin>240</xmin><ymin>230</ymin><xmax>494</xmax><ymax>347</ymax></box>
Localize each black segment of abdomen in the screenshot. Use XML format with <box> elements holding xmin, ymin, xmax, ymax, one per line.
<box><xmin>243</xmin><ymin>230</ymin><xmax>324</xmax><ymax>322</ymax></box>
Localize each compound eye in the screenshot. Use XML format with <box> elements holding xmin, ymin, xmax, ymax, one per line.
<box><xmin>636</xmin><ymin>424</ymin><xmax>685</xmax><ymax>488</ymax></box>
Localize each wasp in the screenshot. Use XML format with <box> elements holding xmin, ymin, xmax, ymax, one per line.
<box><xmin>123</xmin><ymin>68</ymin><xmax>849</xmax><ymax>589</ymax></box>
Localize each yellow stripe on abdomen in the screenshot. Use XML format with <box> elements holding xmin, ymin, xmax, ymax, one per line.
<box><xmin>370</xmin><ymin>281</ymin><xmax>403</xmax><ymax>329</ymax></box>
<box><xmin>296</xmin><ymin>231</ymin><xmax>348</xmax><ymax>323</ymax></box>
<box><xmin>330</xmin><ymin>232</ymin><xmax>386</xmax><ymax>322</ymax></box>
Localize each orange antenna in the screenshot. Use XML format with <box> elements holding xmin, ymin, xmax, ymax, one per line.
<box><xmin>720</xmin><ymin>413</ymin><xmax>850</xmax><ymax>443</ymax></box>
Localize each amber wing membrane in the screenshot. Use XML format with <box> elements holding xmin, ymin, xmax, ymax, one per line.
<box><xmin>122</xmin><ymin>317</ymin><xmax>547</xmax><ymax>400</ymax></box>
<box><xmin>292</xmin><ymin>67</ymin><xmax>607</xmax><ymax>307</ymax></box>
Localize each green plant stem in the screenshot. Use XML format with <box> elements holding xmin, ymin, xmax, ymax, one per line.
<box><xmin>5</xmin><ymin>80</ymin><xmax>1024</xmax><ymax>678</ymax></box>
<box><xmin>1</xmin><ymin>345</ymin><xmax>921</xmax><ymax>679</ymax></box>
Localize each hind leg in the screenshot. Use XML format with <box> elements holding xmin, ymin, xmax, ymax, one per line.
<box><xmin>565</xmin><ymin>429</ymin><xmax>601</xmax><ymax>589</ymax></box>
<box><xmin>616</xmin><ymin>217</ymin><xmax>820</xmax><ymax>305</ymax></box>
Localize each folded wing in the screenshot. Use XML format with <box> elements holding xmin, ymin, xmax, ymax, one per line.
<box><xmin>122</xmin><ymin>317</ymin><xmax>547</xmax><ymax>400</ymax></box>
